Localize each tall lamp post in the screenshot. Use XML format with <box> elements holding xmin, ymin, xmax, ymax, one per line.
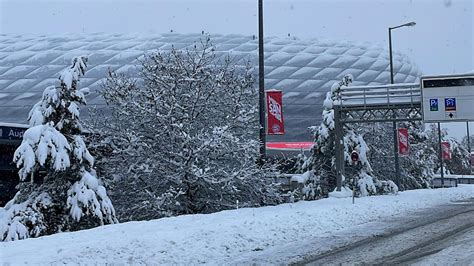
<box><xmin>258</xmin><ymin>0</ymin><xmax>266</xmax><ymax>162</ymax></box>
<box><xmin>389</xmin><ymin>21</ymin><xmax>416</xmax><ymax>187</ymax></box>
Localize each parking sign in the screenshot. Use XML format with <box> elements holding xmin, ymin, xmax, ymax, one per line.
<box><xmin>429</xmin><ymin>99</ymin><xmax>438</xmax><ymax>111</ymax></box>
<box><xmin>444</xmin><ymin>98</ymin><xmax>456</xmax><ymax>111</ymax></box>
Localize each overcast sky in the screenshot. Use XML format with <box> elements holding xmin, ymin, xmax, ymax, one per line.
<box><xmin>1</xmin><ymin>0</ymin><xmax>473</xmax><ymax>138</ymax></box>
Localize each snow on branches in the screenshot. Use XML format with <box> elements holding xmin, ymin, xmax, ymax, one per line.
<box><xmin>299</xmin><ymin>74</ymin><xmax>394</xmax><ymax>199</ymax></box>
<box><xmin>28</xmin><ymin>56</ymin><xmax>88</xmax><ymax>130</ymax></box>
<box><xmin>1</xmin><ymin>56</ymin><xmax>116</xmax><ymax>242</ymax></box>
<box><xmin>94</xmin><ymin>37</ymin><xmax>281</xmax><ymax>220</ymax></box>
<box><xmin>14</xmin><ymin>124</ymin><xmax>71</xmax><ymax>180</ymax></box>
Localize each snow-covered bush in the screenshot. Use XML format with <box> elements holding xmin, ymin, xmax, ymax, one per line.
<box><xmin>0</xmin><ymin>56</ymin><xmax>117</xmax><ymax>241</ymax></box>
<box><xmin>298</xmin><ymin>75</ymin><xmax>391</xmax><ymax>199</ymax></box>
<box><xmin>92</xmin><ymin>37</ymin><xmax>282</xmax><ymax>221</ymax></box>
<box><xmin>424</xmin><ymin>124</ymin><xmax>470</xmax><ymax>176</ymax></box>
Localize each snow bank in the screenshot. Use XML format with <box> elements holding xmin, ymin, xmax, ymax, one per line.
<box><xmin>1</xmin><ymin>186</ymin><xmax>473</xmax><ymax>264</ymax></box>
<box><xmin>328</xmin><ymin>186</ymin><xmax>353</xmax><ymax>198</ymax></box>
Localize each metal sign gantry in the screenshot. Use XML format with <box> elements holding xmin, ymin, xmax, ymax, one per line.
<box><xmin>333</xmin><ymin>83</ymin><xmax>422</xmax><ymax>191</ymax></box>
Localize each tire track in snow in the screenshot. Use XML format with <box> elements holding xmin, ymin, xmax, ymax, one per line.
<box><xmin>298</xmin><ymin>198</ymin><xmax>474</xmax><ymax>265</ymax></box>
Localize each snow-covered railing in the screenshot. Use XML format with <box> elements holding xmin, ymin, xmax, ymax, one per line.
<box><xmin>335</xmin><ymin>83</ymin><xmax>421</xmax><ymax>107</ymax></box>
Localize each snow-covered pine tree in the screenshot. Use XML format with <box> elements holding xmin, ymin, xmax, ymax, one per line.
<box><xmin>91</xmin><ymin>37</ymin><xmax>282</xmax><ymax>221</ymax></box>
<box><xmin>0</xmin><ymin>56</ymin><xmax>117</xmax><ymax>241</ymax></box>
<box><xmin>300</xmin><ymin>74</ymin><xmax>393</xmax><ymax>199</ymax></box>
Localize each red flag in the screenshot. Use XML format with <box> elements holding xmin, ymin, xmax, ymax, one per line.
<box><xmin>442</xmin><ymin>142</ymin><xmax>451</xmax><ymax>160</ymax></box>
<box><xmin>398</xmin><ymin>128</ymin><xmax>409</xmax><ymax>155</ymax></box>
<box><xmin>266</xmin><ymin>90</ymin><xmax>285</xmax><ymax>135</ymax></box>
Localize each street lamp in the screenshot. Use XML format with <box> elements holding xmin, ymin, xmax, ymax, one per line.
<box><xmin>388</xmin><ymin>21</ymin><xmax>416</xmax><ymax>189</ymax></box>
<box><xmin>389</xmin><ymin>22</ymin><xmax>416</xmax><ymax>84</ymax></box>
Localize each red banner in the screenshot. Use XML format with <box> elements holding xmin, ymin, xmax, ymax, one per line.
<box><xmin>442</xmin><ymin>141</ymin><xmax>451</xmax><ymax>160</ymax></box>
<box><xmin>398</xmin><ymin>128</ymin><xmax>409</xmax><ymax>155</ymax></box>
<box><xmin>266</xmin><ymin>90</ymin><xmax>285</xmax><ymax>135</ymax></box>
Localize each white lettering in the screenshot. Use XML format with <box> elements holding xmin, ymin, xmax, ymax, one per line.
<box><xmin>268</xmin><ymin>96</ymin><xmax>283</xmax><ymax>122</ymax></box>
<box><xmin>399</xmin><ymin>133</ymin><xmax>408</xmax><ymax>147</ymax></box>
<box><xmin>8</xmin><ymin>129</ymin><xmax>24</xmax><ymax>139</ymax></box>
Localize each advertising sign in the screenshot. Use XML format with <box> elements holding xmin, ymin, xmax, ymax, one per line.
<box><xmin>266</xmin><ymin>142</ymin><xmax>313</xmax><ymax>151</ymax></box>
<box><xmin>398</xmin><ymin>128</ymin><xmax>409</xmax><ymax>155</ymax></box>
<box><xmin>441</xmin><ymin>141</ymin><xmax>451</xmax><ymax>161</ymax></box>
<box><xmin>0</xmin><ymin>126</ymin><xmax>26</xmax><ymax>140</ymax></box>
<box><xmin>266</xmin><ymin>90</ymin><xmax>285</xmax><ymax>135</ymax></box>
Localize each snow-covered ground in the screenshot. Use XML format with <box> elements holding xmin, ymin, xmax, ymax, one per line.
<box><xmin>1</xmin><ymin>186</ymin><xmax>473</xmax><ymax>264</ymax></box>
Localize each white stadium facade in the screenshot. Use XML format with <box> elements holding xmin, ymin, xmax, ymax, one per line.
<box><xmin>0</xmin><ymin>33</ymin><xmax>421</xmax><ymax>141</ymax></box>
<box><xmin>0</xmin><ymin>33</ymin><xmax>421</xmax><ymax>204</ymax></box>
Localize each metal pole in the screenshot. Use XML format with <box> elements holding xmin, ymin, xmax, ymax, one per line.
<box><xmin>438</xmin><ymin>122</ymin><xmax>444</xmax><ymax>187</ymax></box>
<box><xmin>393</xmin><ymin>121</ymin><xmax>400</xmax><ymax>186</ymax></box>
<box><xmin>467</xmin><ymin>121</ymin><xmax>472</xmax><ymax>174</ymax></box>
<box><xmin>389</xmin><ymin>28</ymin><xmax>394</xmax><ymax>84</ymax></box>
<box><xmin>258</xmin><ymin>0</ymin><xmax>266</xmax><ymax>162</ymax></box>
<box><xmin>389</xmin><ymin>28</ymin><xmax>400</xmax><ymax>187</ymax></box>
<box><xmin>467</xmin><ymin>121</ymin><xmax>471</xmax><ymax>154</ymax></box>
<box><xmin>334</xmin><ymin>106</ymin><xmax>343</xmax><ymax>192</ymax></box>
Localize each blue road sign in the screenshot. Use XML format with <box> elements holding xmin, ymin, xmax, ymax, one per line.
<box><xmin>445</xmin><ymin>98</ymin><xmax>456</xmax><ymax>111</ymax></box>
<box><xmin>430</xmin><ymin>99</ymin><xmax>438</xmax><ymax>111</ymax></box>
<box><xmin>0</xmin><ymin>126</ymin><xmax>26</xmax><ymax>140</ymax></box>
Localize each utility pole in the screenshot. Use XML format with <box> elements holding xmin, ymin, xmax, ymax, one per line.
<box><xmin>258</xmin><ymin>0</ymin><xmax>266</xmax><ymax>163</ymax></box>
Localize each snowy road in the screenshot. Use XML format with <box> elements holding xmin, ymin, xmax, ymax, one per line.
<box><xmin>300</xmin><ymin>198</ymin><xmax>474</xmax><ymax>265</ymax></box>
<box><xmin>2</xmin><ymin>186</ymin><xmax>474</xmax><ymax>264</ymax></box>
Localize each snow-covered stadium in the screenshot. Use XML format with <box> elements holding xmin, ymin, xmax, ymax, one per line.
<box><xmin>0</xmin><ymin>33</ymin><xmax>421</xmax><ymax>142</ymax></box>
<box><xmin>0</xmin><ymin>33</ymin><xmax>421</xmax><ymax>205</ymax></box>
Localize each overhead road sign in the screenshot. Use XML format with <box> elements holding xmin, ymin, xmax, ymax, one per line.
<box><xmin>421</xmin><ymin>74</ymin><xmax>474</xmax><ymax>122</ymax></box>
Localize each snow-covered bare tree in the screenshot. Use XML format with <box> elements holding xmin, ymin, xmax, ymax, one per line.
<box><xmin>0</xmin><ymin>56</ymin><xmax>117</xmax><ymax>241</ymax></box>
<box><xmin>364</xmin><ymin>122</ymin><xmax>436</xmax><ymax>190</ymax></box>
<box><xmin>424</xmin><ymin>124</ymin><xmax>470</xmax><ymax>175</ymax></box>
<box><xmin>298</xmin><ymin>75</ymin><xmax>396</xmax><ymax>199</ymax></box>
<box><xmin>397</xmin><ymin>122</ymin><xmax>436</xmax><ymax>189</ymax></box>
<box><xmin>92</xmin><ymin>38</ymin><xmax>282</xmax><ymax>221</ymax></box>
<box><xmin>461</xmin><ymin>134</ymin><xmax>474</xmax><ymax>152</ymax></box>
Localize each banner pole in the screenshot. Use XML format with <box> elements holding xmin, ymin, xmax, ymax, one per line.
<box><xmin>438</xmin><ymin>122</ymin><xmax>444</xmax><ymax>187</ymax></box>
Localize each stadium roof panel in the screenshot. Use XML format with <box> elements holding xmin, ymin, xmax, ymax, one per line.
<box><xmin>0</xmin><ymin>33</ymin><xmax>421</xmax><ymax>142</ymax></box>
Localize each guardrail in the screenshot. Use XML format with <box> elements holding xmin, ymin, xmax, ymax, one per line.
<box><xmin>335</xmin><ymin>83</ymin><xmax>421</xmax><ymax>108</ymax></box>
